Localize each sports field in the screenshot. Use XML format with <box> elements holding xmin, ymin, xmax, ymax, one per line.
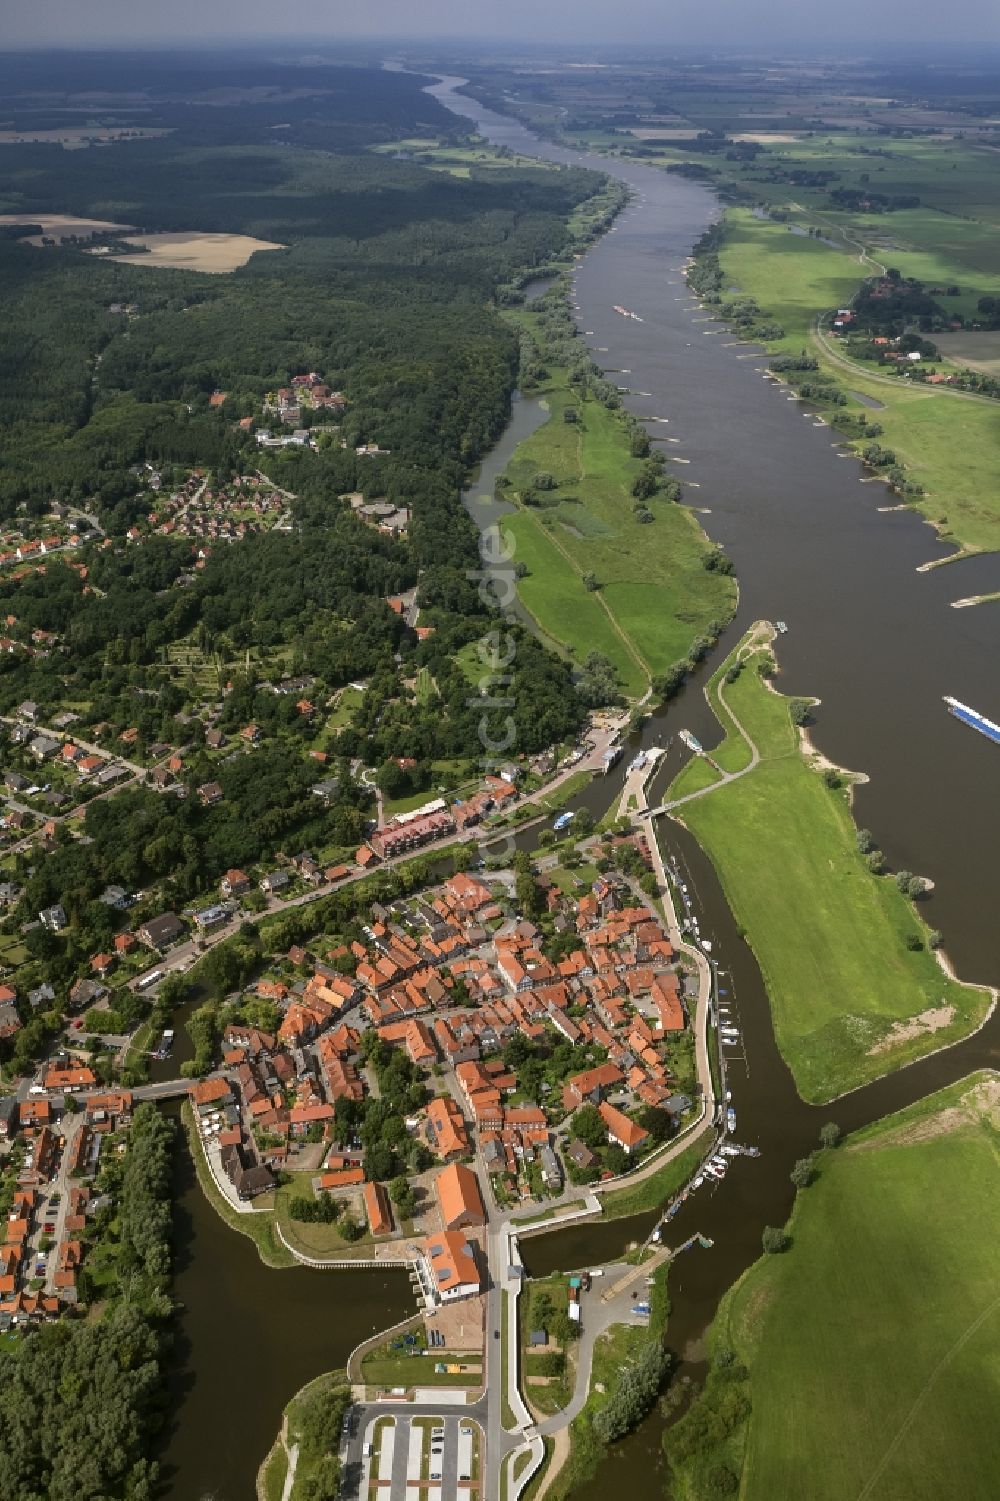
<box><xmin>667</xmin><ymin>632</ymin><xmax>990</xmax><ymax>1101</ymax></box>
<box><xmin>712</xmin><ymin>1073</ymin><xmax>1000</xmax><ymax>1501</ymax></box>
<box><xmin>501</xmin><ymin>370</ymin><xmax>735</xmax><ymax>695</ymax></box>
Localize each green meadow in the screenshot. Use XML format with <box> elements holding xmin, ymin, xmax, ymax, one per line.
<box><xmin>696</xmin><ymin>1074</ymin><xmax>1000</xmax><ymax>1501</ymax></box>
<box><xmin>500</xmin><ymin>371</ymin><xmax>735</xmax><ymax>697</ymax></box>
<box><xmin>667</xmin><ymin>631</ymin><xmax>990</xmax><ymax>1101</ymax></box>
<box><xmin>715</xmin><ymin>207</ymin><xmax>1000</xmax><ymax>552</ymax></box>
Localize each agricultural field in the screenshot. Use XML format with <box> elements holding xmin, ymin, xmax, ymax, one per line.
<box><xmin>667</xmin><ymin>632</ymin><xmax>990</xmax><ymax>1101</ymax></box>
<box><xmin>706</xmin><ymin>1074</ymin><xmax>1000</xmax><ymax>1501</ymax></box>
<box><xmin>501</xmin><ymin>371</ymin><xmax>734</xmax><ymax>696</ymax></box>
<box><xmin>109</xmin><ymin>230</ymin><xmax>285</xmax><ymax>272</ymax></box>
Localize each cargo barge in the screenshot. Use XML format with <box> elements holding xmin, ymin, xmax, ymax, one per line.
<box><xmin>943</xmin><ymin>696</ymin><xmax>1000</xmax><ymax>746</ymax></box>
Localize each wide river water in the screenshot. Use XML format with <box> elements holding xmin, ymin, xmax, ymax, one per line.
<box><xmin>158</xmin><ymin>74</ymin><xmax>1000</xmax><ymax>1500</ymax></box>
<box><xmin>428</xmin><ymin>74</ymin><xmax>1000</xmax><ymax>1499</ymax></box>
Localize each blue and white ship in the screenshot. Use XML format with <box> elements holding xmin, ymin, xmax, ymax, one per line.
<box><xmin>943</xmin><ymin>696</ymin><xmax>1000</xmax><ymax>746</ymax></box>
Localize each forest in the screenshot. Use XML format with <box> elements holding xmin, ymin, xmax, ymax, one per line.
<box><xmin>0</xmin><ymin>58</ymin><xmax>608</xmax><ymax>952</ymax></box>
<box><xmin>0</xmin><ymin>1104</ymin><xmax>175</xmax><ymax>1501</ymax></box>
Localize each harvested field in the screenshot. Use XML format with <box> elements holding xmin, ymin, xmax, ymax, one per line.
<box><xmin>935</xmin><ymin>330</ymin><xmax>1000</xmax><ymax>375</ymax></box>
<box><xmin>112</xmin><ymin>231</ymin><xmax>285</xmax><ymax>272</ymax></box>
<box><xmin>0</xmin><ymin>127</ymin><xmax>169</xmax><ymax>148</ymax></box>
<box><xmin>0</xmin><ymin>211</ymin><xmax>134</xmax><ymax>240</ymax></box>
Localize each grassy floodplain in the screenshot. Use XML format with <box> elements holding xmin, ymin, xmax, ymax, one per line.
<box><xmin>498</xmin><ymin>350</ymin><xmax>735</xmax><ymax>696</ymax></box>
<box><xmin>715</xmin><ymin>208</ymin><xmax>1000</xmax><ymax>552</ymax></box>
<box><xmin>667</xmin><ymin>629</ymin><xmax>991</xmax><ymax>1101</ymax></box>
<box><xmin>676</xmin><ymin>1074</ymin><xmax>1000</xmax><ymax>1501</ymax></box>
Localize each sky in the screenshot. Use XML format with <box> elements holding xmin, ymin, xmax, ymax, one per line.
<box><xmin>3</xmin><ymin>0</ymin><xmax>999</xmax><ymax>53</ymax></box>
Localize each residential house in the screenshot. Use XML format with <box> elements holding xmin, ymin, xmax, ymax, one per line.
<box><xmin>363</xmin><ymin>1180</ymin><xmax>394</xmax><ymax>1238</ymax></box>
<box><xmin>139</xmin><ymin>912</ymin><xmax>185</xmax><ymax>951</ymax></box>
<box><xmin>435</xmin><ymin>1162</ymin><xmax>486</xmax><ymax>1230</ymax></box>
<box><xmin>598</xmin><ymin>1101</ymin><xmax>650</xmax><ymax>1156</ymax></box>
<box><xmin>425</xmin><ymin>1095</ymin><xmax>470</xmax><ymax>1161</ymax></box>
<box><xmin>420</xmin><ymin>1229</ymin><xmax>481</xmax><ymax>1304</ymax></box>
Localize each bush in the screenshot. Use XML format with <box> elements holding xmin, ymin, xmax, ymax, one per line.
<box><xmin>790</xmin><ymin>1155</ymin><xmax>815</xmax><ymax>1189</ymax></box>
<box><xmin>819</xmin><ymin>1121</ymin><xmax>841</xmax><ymax>1149</ymax></box>
<box><xmin>762</xmin><ymin>1225</ymin><xmax>790</xmax><ymax>1254</ymax></box>
<box><xmin>592</xmin><ymin>1339</ymin><xmax>672</xmax><ymax>1443</ymax></box>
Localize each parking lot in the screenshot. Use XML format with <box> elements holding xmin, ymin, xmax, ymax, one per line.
<box><xmin>355</xmin><ymin>1411</ymin><xmax>482</xmax><ymax>1500</ymax></box>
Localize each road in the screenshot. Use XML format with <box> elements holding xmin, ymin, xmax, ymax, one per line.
<box><xmin>643</xmin><ymin>620</ymin><xmax>773</xmax><ymax>820</ymax></box>
<box><xmin>811</xmin><ymin>318</ymin><xmax>1000</xmax><ymax>407</ymax></box>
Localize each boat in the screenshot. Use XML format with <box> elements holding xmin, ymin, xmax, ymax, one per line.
<box><xmin>776</xmin><ymin>620</ymin><xmax>788</xmax><ymax>634</ymax></box>
<box><xmin>152</xmin><ymin>1029</ymin><xmax>174</xmax><ymax>1060</ymax></box>
<box><xmin>612</xmin><ymin>304</ymin><xmax>644</xmax><ymax>322</ymax></box>
<box><xmin>553</xmin><ymin>812</ymin><xmax>575</xmax><ymax>831</ymax></box>
<box><xmin>678</xmin><ymin>728</ymin><xmax>703</xmax><ymax>754</ymax></box>
<box><xmin>943</xmin><ymin>696</ymin><xmax>1000</xmax><ymax>746</ymax></box>
<box><xmin>690</xmin><ymin>1174</ymin><xmax>705</xmax><ymax>1190</ymax></box>
<box><xmin>600</xmin><ymin>744</ymin><xmax>624</xmax><ymax>774</ymax></box>
<box><xmin>726</xmin><ymin>1106</ymin><xmax>737</xmax><ymax>1132</ymax></box>
<box><xmin>628</xmin><ymin>751</ymin><xmax>647</xmax><ymax>774</ymax></box>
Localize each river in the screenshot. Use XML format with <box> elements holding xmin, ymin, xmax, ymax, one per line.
<box><xmin>159</xmin><ymin>1104</ymin><xmax>412</xmax><ymax>1500</ymax></box>
<box><xmin>155</xmin><ymin>72</ymin><xmax>1000</xmax><ymax>1501</ymax></box>
<box><xmin>426</xmin><ymin>73</ymin><xmax>1000</xmax><ymax>1499</ymax></box>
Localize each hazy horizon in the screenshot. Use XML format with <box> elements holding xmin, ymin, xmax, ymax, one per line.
<box><xmin>2</xmin><ymin>0</ymin><xmax>998</xmax><ymax>56</ymax></box>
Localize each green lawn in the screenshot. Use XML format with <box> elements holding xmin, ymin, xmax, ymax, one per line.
<box><xmin>705</xmin><ymin>1074</ymin><xmax>1000</xmax><ymax>1501</ymax></box>
<box><xmin>500</xmin><ymin>357</ymin><xmax>734</xmax><ymax>694</ymax></box>
<box><xmin>260</xmin><ymin>1442</ymin><xmax>289</xmax><ymax>1501</ymax></box>
<box><xmin>598</xmin><ymin>1129</ymin><xmax>713</xmax><ymax>1219</ymax></box>
<box><xmin>666</xmin><ymin>630</ymin><xmax>990</xmax><ymax>1101</ymax></box>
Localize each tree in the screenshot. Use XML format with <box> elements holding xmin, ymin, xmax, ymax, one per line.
<box><xmin>533</xmin><ymin>471</ymin><xmax>557</xmax><ymax>491</ymax></box>
<box><xmin>592</xmin><ymin>1338</ymin><xmax>671</xmax><ymax>1443</ymax></box>
<box><xmin>788</xmin><ymin>698</ymin><xmax>810</xmax><ymax>726</ymax></box>
<box><xmin>582</xmin><ymin>571</ymin><xmax>600</xmax><ymax>592</ymax></box>
<box><xmin>389</xmin><ymin>1175</ymin><xmax>415</xmax><ymax>1217</ymax></box>
<box><xmin>819</xmin><ymin>1121</ymin><xmax>841</xmax><ymax>1149</ymax></box>
<box><xmin>762</xmin><ymin>1225</ymin><xmax>790</xmax><ymax>1253</ymax></box>
<box><xmin>895</xmin><ymin>869</ymin><xmax>914</xmax><ymax>894</ymax></box>
<box><xmin>856</xmin><ymin>828</ymin><xmax>875</xmax><ymax>855</ymax></box>
<box><xmin>790</xmin><ymin>1156</ymin><xmax>815</xmax><ymax>1189</ymax></box>
<box><xmin>573</xmin><ymin>1103</ymin><xmax>608</xmax><ymax>1150</ymax></box>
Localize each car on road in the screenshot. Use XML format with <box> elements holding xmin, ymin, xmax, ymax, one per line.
<box><xmin>430</xmin><ymin>1474</ymin><xmax>441</xmax><ymax>1482</ymax></box>
<box><xmin>493</xmin><ymin>1329</ymin><xmax>500</xmax><ymax>1339</ymax></box>
<box><xmin>43</xmin><ymin>1222</ymin><xmax>55</xmax><ymax>1233</ymax></box>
